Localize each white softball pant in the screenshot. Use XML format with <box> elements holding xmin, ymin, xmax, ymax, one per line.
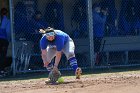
<box><xmin>46</xmin><ymin>37</ymin><xmax>75</xmax><ymax>63</ymax></box>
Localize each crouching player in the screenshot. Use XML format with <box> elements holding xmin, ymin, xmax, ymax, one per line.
<box><xmin>39</xmin><ymin>27</ymin><xmax>82</xmax><ymax>80</ymax></box>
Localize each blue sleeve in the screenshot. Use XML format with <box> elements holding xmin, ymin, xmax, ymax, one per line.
<box><xmin>56</xmin><ymin>36</ymin><xmax>65</xmax><ymax>51</ymax></box>
<box><xmin>40</xmin><ymin>36</ymin><xmax>48</xmax><ymax>50</ymax></box>
<box><xmin>93</xmin><ymin>12</ymin><xmax>107</xmax><ymax>24</ymax></box>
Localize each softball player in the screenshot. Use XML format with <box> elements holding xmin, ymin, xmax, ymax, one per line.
<box><xmin>39</xmin><ymin>27</ymin><xmax>82</xmax><ymax>79</ymax></box>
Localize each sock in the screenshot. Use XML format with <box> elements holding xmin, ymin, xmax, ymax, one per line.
<box><xmin>68</xmin><ymin>57</ymin><xmax>78</xmax><ymax>72</ymax></box>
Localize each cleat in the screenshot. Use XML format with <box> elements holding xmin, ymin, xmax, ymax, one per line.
<box><xmin>45</xmin><ymin>79</ymin><xmax>51</xmax><ymax>84</ymax></box>
<box><xmin>75</xmin><ymin>67</ymin><xmax>82</xmax><ymax>79</ymax></box>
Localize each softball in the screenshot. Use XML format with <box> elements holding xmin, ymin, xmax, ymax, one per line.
<box><xmin>57</xmin><ymin>77</ymin><xmax>64</xmax><ymax>83</ymax></box>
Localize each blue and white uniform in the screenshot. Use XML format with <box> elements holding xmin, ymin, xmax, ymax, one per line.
<box><xmin>40</xmin><ymin>30</ymin><xmax>78</xmax><ymax>71</ymax></box>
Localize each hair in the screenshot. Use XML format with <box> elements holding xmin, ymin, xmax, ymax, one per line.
<box><xmin>33</xmin><ymin>11</ymin><xmax>42</xmax><ymax>18</ymax></box>
<box><xmin>1</xmin><ymin>8</ymin><xmax>8</xmax><ymax>16</ymax></box>
<box><xmin>35</xmin><ymin>11</ymin><xmax>42</xmax><ymax>15</ymax></box>
<box><xmin>92</xmin><ymin>3</ymin><xmax>100</xmax><ymax>9</ymax></box>
<box><xmin>39</xmin><ymin>27</ymin><xmax>55</xmax><ymax>34</ymax></box>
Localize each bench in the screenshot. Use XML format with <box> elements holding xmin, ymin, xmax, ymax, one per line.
<box><xmin>101</xmin><ymin>36</ymin><xmax>140</xmax><ymax>64</ymax></box>
<box><xmin>8</xmin><ymin>37</ymin><xmax>140</xmax><ymax>68</ymax></box>
<box><xmin>73</xmin><ymin>38</ymin><xmax>89</xmax><ymax>53</ymax></box>
<box><xmin>73</xmin><ymin>38</ymin><xmax>90</xmax><ymax>67</ymax></box>
<box><xmin>6</xmin><ymin>40</ymin><xmax>35</xmax><ymax>72</ymax></box>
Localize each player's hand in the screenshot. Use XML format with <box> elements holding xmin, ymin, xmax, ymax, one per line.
<box><xmin>52</xmin><ymin>66</ymin><xmax>58</xmax><ymax>73</ymax></box>
<box><xmin>39</xmin><ymin>29</ymin><xmax>45</xmax><ymax>34</ymax></box>
<box><xmin>45</xmin><ymin>62</ymin><xmax>53</xmax><ymax>71</ymax></box>
<box><xmin>44</xmin><ymin>62</ymin><xmax>49</xmax><ymax>67</ymax></box>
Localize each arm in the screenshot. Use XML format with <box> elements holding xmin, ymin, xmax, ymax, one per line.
<box><xmin>41</xmin><ymin>49</ymin><xmax>49</xmax><ymax>67</ymax></box>
<box><xmin>53</xmin><ymin>51</ymin><xmax>62</xmax><ymax>70</ymax></box>
<box><xmin>53</xmin><ymin>36</ymin><xmax>64</xmax><ymax>70</ymax></box>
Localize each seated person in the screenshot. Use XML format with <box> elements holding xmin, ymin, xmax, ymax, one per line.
<box><xmin>29</xmin><ymin>11</ymin><xmax>48</xmax><ymax>53</ymax></box>
<box><xmin>30</xmin><ymin>11</ymin><xmax>48</xmax><ymax>33</ymax></box>
<box><xmin>100</xmin><ymin>0</ymin><xmax>117</xmax><ymax>36</ymax></box>
<box><xmin>14</xmin><ymin>1</ymin><xmax>29</xmax><ymax>40</ymax></box>
<box><xmin>44</xmin><ymin>0</ymin><xmax>64</xmax><ymax>30</ymax></box>
<box><xmin>71</xmin><ymin>0</ymin><xmax>88</xmax><ymax>38</ymax></box>
<box><xmin>118</xmin><ymin>0</ymin><xmax>137</xmax><ymax>36</ymax></box>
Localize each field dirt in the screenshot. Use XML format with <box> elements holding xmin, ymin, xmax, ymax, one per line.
<box><xmin>0</xmin><ymin>72</ymin><xmax>140</xmax><ymax>93</ymax></box>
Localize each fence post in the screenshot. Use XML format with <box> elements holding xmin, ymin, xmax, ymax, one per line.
<box><xmin>87</xmin><ymin>0</ymin><xmax>94</xmax><ymax>68</ymax></box>
<box><xmin>9</xmin><ymin>0</ymin><xmax>16</xmax><ymax>76</ymax></box>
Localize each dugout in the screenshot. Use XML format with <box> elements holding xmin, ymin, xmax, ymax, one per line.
<box><xmin>1</xmin><ymin>0</ymin><xmax>140</xmax><ymax>75</ymax></box>
<box><xmin>12</xmin><ymin>0</ymin><xmax>122</xmax><ymax>35</ymax></box>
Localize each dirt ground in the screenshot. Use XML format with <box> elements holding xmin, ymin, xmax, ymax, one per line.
<box><xmin>0</xmin><ymin>72</ymin><xmax>140</xmax><ymax>93</ymax></box>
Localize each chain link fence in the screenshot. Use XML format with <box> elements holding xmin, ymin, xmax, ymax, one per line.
<box><xmin>7</xmin><ymin>0</ymin><xmax>140</xmax><ymax>74</ymax></box>
<box><xmin>12</xmin><ymin>0</ymin><xmax>90</xmax><ymax>74</ymax></box>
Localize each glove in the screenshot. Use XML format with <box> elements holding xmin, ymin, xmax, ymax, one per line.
<box><xmin>48</xmin><ymin>68</ymin><xmax>61</xmax><ymax>83</ymax></box>
<box><xmin>46</xmin><ymin>63</ymin><xmax>53</xmax><ymax>71</ymax></box>
<box><xmin>75</xmin><ymin>67</ymin><xmax>82</xmax><ymax>79</ymax></box>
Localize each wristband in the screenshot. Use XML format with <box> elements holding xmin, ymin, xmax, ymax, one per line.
<box><xmin>54</xmin><ymin>64</ymin><xmax>58</xmax><ymax>68</ymax></box>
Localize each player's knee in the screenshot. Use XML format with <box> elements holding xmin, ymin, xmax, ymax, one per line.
<box><xmin>67</xmin><ymin>52</ymin><xmax>75</xmax><ymax>59</ymax></box>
